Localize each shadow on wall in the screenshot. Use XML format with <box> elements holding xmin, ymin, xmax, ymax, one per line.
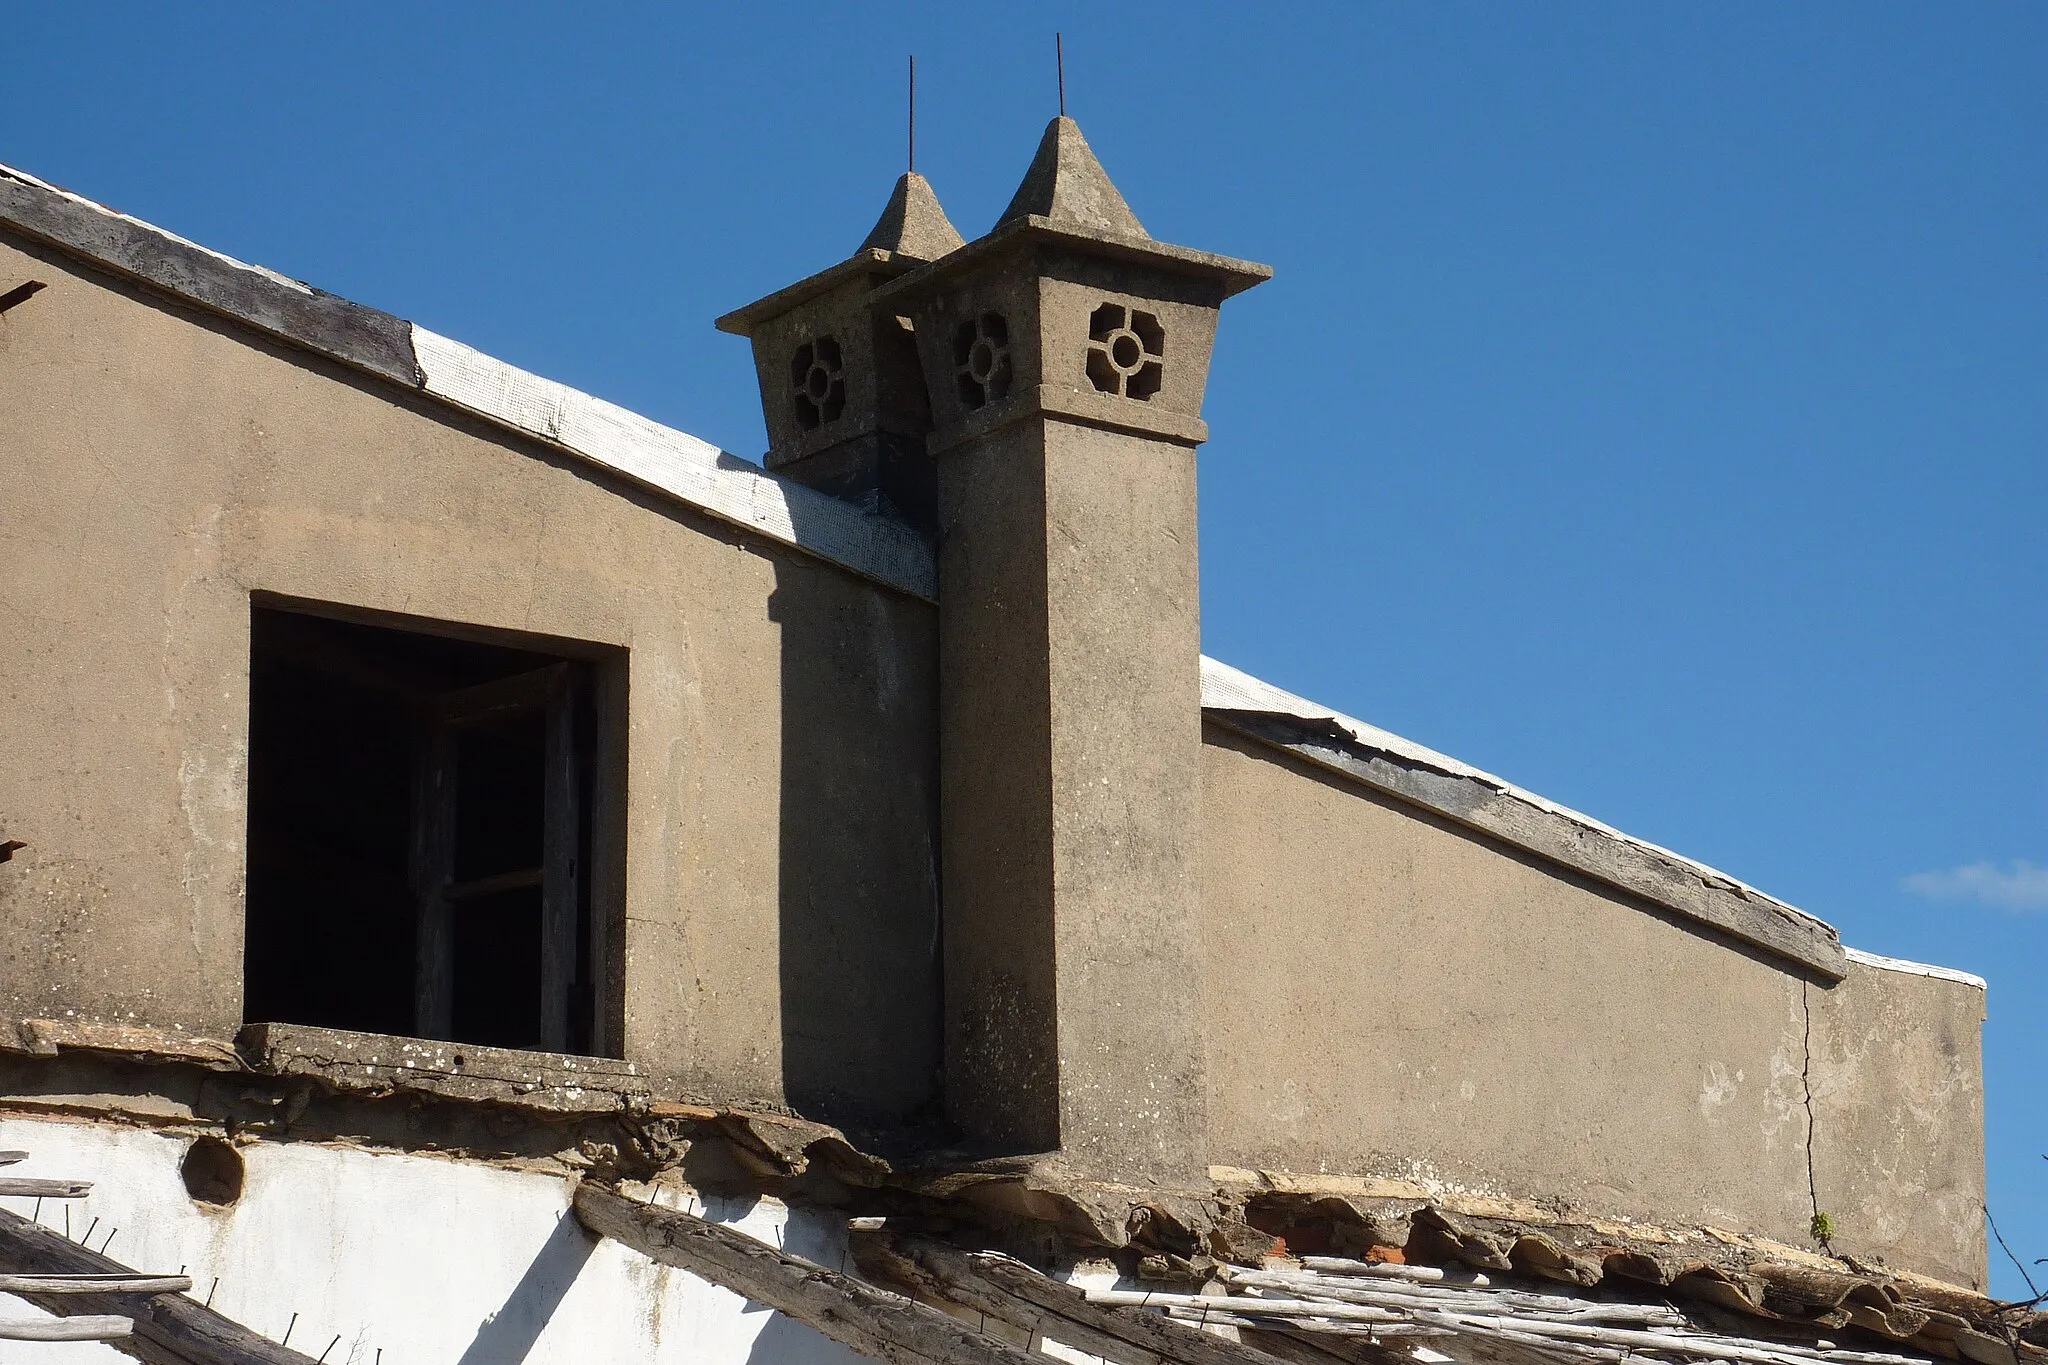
<box><xmin>450</xmin><ymin>1193</ymin><xmax>870</xmax><ymax>1363</ymax></box>
<box><xmin>746</xmin><ymin>1310</ymin><xmax>876</xmax><ymax>1365</ymax></box>
<box><xmin>767</xmin><ymin>547</ymin><xmax>943</xmax><ymax>1136</ymax></box>
<box><xmin>454</xmin><ymin>1210</ymin><xmax>600</xmax><ymax>1365</ymax></box>
<box><xmin>729</xmin><ymin>1186</ymin><xmax>876</xmax><ymax>1365</ymax></box>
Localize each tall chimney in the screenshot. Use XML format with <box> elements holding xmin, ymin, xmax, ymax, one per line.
<box><xmin>879</xmin><ymin>118</ymin><xmax>1269</xmax><ymax>1179</ymax></box>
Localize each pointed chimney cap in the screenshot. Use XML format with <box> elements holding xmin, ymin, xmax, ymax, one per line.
<box><xmin>996</xmin><ymin>116</ymin><xmax>1148</xmax><ymax>240</ymax></box>
<box><xmin>860</xmin><ymin>171</ymin><xmax>966</xmax><ymax>262</ymax></box>
<box><xmin>872</xmin><ymin>119</ymin><xmax>1271</xmax><ymax>311</ymax></box>
<box><xmin>717</xmin><ymin>172</ymin><xmax>966</xmax><ymax>335</ymax></box>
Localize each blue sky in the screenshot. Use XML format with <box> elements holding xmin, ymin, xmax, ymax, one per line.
<box><xmin>9</xmin><ymin>3</ymin><xmax>2043</xmax><ymax>1297</ymax></box>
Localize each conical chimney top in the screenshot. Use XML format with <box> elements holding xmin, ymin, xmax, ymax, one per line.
<box><xmin>716</xmin><ymin>171</ymin><xmax>965</xmax><ymax>336</ymax></box>
<box><xmin>995</xmin><ymin>116</ymin><xmax>1148</xmax><ymax>240</ymax></box>
<box><xmin>860</xmin><ymin>171</ymin><xmax>966</xmax><ymax>263</ymax></box>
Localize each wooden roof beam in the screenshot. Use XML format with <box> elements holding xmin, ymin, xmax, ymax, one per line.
<box><xmin>571</xmin><ymin>1181</ymin><xmax>1043</xmax><ymax>1365</ymax></box>
<box><xmin>0</xmin><ymin>1208</ymin><xmax>316</xmax><ymax>1365</ymax></box>
<box><xmin>854</xmin><ymin>1230</ymin><xmax>1316</xmax><ymax>1365</ymax></box>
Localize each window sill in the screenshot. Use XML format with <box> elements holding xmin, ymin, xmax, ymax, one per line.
<box><xmin>237</xmin><ymin>1023</ymin><xmax>653</xmax><ymax>1114</ymax></box>
<box><xmin>1</xmin><ymin>1017</ymin><xmax>242</xmax><ymax>1070</ymax></box>
<box><xmin>1</xmin><ymin>1017</ymin><xmax>664</xmax><ymax>1115</ymax></box>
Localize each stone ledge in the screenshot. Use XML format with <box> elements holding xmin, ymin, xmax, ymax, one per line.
<box><xmin>0</xmin><ymin>1018</ymin><xmax>241</xmax><ymax>1070</ymax></box>
<box><xmin>235</xmin><ymin>1022</ymin><xmax>653</xmax><ymax>1114</ymax></box>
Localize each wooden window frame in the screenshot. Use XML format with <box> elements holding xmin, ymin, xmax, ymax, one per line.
<box><xmin>246</xmin><ymin>594</ymin><xmax>627</xmax><ymax>1060</ymax></box>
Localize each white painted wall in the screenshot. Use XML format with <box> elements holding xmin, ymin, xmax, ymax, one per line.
<box><xmin>0</xmin><ymin>1116</ymin><xmax>870</xmax><ymax>1365</ymax></box>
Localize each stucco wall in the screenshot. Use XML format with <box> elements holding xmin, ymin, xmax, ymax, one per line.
<box><xmin>1199</xmin><ymin>724</ymin><xmax>1985</xmax><ymax>1283</ymax></box>
<box><xmin>1809</xmin><ymin>957</ymin><xmax>1987</xmax><ymax>1289</ymax></box>
<box><xmin>0</xmin><ymin>231</ymin><xmax>940</xmax><ymax>1127</ymax></box>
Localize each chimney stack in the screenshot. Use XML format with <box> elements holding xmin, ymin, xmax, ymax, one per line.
<box><xmin>718</xmin><ymin>173</ymin><xmax>965</xmax><ymax>531</ymax></box>
<box><xmin>879</xmin><ymin>117</ymin><xmax>1269</xmax><ymax>1179</ymax></box>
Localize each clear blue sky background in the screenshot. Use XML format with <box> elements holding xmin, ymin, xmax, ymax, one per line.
<box><xmin>8</xmin><ymin>3</ymin><xmax>2042</xmax><ymax>1297</ymax></box>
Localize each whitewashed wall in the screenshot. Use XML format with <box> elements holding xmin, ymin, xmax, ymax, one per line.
<box><xmin>0</xmin><ymin>1115</ymin><xmax>870</xmax><ymax>1365</ymax></box>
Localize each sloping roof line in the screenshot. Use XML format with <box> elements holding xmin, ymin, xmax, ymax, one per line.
<box><xmin>1202</xmin><ymin>657</ymin><xmax>1848</xmax><ymax>979</ymax></box>
<box><xmin>0</xmin><ymin>157</ymin><xmax>1898</xmax><ymax>982</ymax></box>
<box><xmin>411</xmin><ymin>327</ymin><xmax>937</xmax><ymax>598</ymax></box>
<box><xmin>0</xmin><ymin>161</ymin><xmax>936</xmax><ymax>601</ymax></box>
<box><xmin>1204</xmin><ymin>657</ymin><xmax>1668</xmax><ymax>851</ymax></box>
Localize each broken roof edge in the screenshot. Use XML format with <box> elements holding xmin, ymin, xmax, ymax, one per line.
<box><xmin>0</xmin><ymin>161</ymin><xmax>418</xmax><ymax>387</ymax></box>
<box><xmin>0</xmin><ymin>160</ymin><xmax>937</xmax><ymax>603</ymax></box>
<box><xmin>1198</xmin><ymin>655</ymin><xmax>1856</xmax><ymax>981</ymax></box>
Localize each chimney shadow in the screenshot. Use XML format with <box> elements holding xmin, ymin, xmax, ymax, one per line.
<box><xmin>766</xmin><ymin>541</ymin><xmax>942</xmax><ymax>1142</ymax></box>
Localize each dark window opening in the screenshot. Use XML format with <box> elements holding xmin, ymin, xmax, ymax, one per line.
<box><xmin>244</xmin><ymin>605</ymin><xmax>617</xmax><ymax>1056</ymax></box>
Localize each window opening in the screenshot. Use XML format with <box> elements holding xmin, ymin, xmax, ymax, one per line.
<box><xmin>244</xmin><ymin>606</ymin><xmax>614</xmax><ymax>1056</ymax></box>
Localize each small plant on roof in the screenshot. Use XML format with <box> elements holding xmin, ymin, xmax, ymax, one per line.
<box><xmin>1811</xmin><ymin>1210</ymin><xmax>1837</xmax><ymax>1248</ymax></box>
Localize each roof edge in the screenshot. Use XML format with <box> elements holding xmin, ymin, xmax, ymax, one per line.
<box><xmin>1197</xmin><ymin>655</ymin><xmax>1852</xmax><ymax>981</ymax></box>
<box><xmin>410</xmin><ymin>327</ymin><xmax>934</xmax><ymax>599</ymax></box>
<box><xmin>1843</xmin><ymin>946</ymin><xmax>1987</xmax><ymax>991</ymax></box>
<box><xmin>0</xmin><ymin>162</ymin><xmax>419</xmax><ymax>386</ymax></box>
<box><xmin>0</xmin><ymin>159</ymin><xmax>935</xmax><ymax>603</ymax></box>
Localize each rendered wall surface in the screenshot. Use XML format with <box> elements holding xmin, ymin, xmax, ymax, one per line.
<box><xmin>1038</xmin><ymin>420</ymin><xmax>1207</xmax><ymax>1177</ymax></box>
<box><xmin>1808</xmin><ymin>958</ymin><xmax>1987</xmax><ymax>1289</ymax></box>
<box><xmin>0</xmin><ymin>1114</ymin><xmax>867</xmax><ymax>1365</ymax></box>
<box><xmin>0</xmin><ymin>231</ymin><xmax>941</xmax><ymax>1127</ymax></box>
<box><xmin>1199</xmin><ymin>724</ymin><xmax>1986</xmax><ymax>1283</ymax></box>
<box><xmin>933</xmin><ymin>414</ymin><xmax>1208</xmax><ymax>1175</ymax></box>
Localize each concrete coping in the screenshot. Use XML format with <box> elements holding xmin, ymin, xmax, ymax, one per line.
<box><xmin>238</xmin><ymin>1023</ymin><xmax>655</xmax><ymax>1115</ymax></box>
<box><xmin>1843</xmin><ymin>946</ymin><xmax>1987</xmax><ymax>991</ymax></box>
<box><xmin>713</xmin><ymin>247</ymin><xmax>913</xmax><ymax>336</ymax></box>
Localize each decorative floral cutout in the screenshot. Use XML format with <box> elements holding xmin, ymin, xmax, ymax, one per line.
<box><xmin>790</xmin><ymin>335</ymin><xmax>846</xmax><ymax>430</ymax></box>
<box><xmin>1086</xmin><ymin>303</ymin><xmax>1164</xmax><ymax>401</ymax></box>
<box><xmin>952</xmin><ymin>312</ymin><xmax>1012</xmax><ymax>410</ymax></box>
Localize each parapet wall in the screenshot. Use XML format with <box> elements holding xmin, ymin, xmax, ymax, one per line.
<box><xmin>1198</xmin><ymin>721</ymin><xmax>1986</xmax><ymax>1288</ymax></box>
<box><xmin>1810</xmin><ymin>952</ymin><xmax>1988</xmax><ymax>1288</ymax></box>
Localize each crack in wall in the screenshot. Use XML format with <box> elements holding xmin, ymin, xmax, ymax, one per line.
<box><xmin>1801</xmin><ymin>980</ymin><xmax>1822</xmax><ymax>1227</ymax></box>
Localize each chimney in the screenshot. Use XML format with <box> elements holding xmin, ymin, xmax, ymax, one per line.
<box><xmin>879</xmin><ymin>117</ymin><xmax>1269</xmax><ymax>1179</ymax></box>
<box><xmin>718</xmin><ymin>173</ymin><xmax>966</xmax><ymax>531</ymax></box>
